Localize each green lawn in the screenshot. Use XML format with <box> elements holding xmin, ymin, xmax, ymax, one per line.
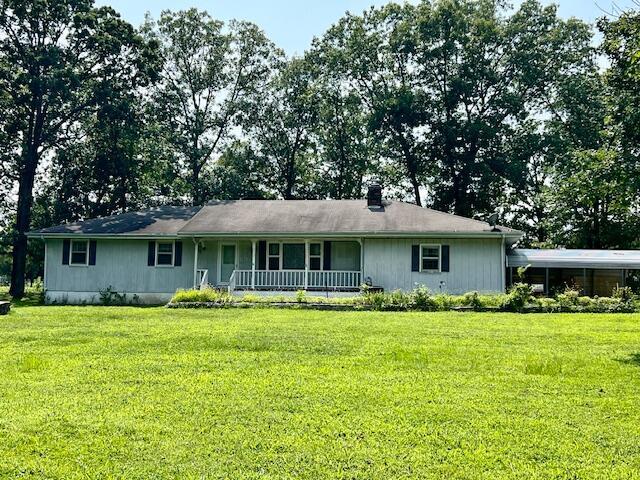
<box><xmin>1</xmin><ymin>307</ymin><xmax>639</xmax><ymax>479</ymax></box>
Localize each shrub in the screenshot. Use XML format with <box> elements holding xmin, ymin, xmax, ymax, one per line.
<box><xmin>171</xmin><ymin>288</ymin><xmax>231</xmax><ymax>304</ymax></box>
<box><xmin>296</xmin><ymin>290</ymin><xmax>307</xmax><ymax>303</ymax></box>
<box><xmin>462</xmin><ymin>291</ymin><xmax>482</xmax><ymax>310</ymax></box>
<box><xmin>612</xmin><ymin>286</ymin><xmax>636</xmax><ymax>303</ymax></box>
<box><xmin>502</xmin><ymin>283</ymin><xmax>533</xmax><ymax>312</ymax></box>
<box><xmin>412</xmin><ymin>285</ymin><xmax>437</xmax><ymax>311</ymax></box>
<box><xmin>556</xmin><ymin>287</ymin><xmax>580</xmax><ymax>308</ymax></box>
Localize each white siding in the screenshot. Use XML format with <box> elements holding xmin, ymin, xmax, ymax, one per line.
<box><xmin>363</xmin><ymin>237</ymin><xmax>504</xmax><ymax>294</ymax></box>
<box><xmin>46</xmin><ymin>239</ymin><xmax>194</xmax><ymax>296</ymax></box>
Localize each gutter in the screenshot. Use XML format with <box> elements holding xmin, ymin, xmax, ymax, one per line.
<box><xmin>29</xmin><ymin>231</ymin><xmax>523</xmax><ymax>242</ymax></box>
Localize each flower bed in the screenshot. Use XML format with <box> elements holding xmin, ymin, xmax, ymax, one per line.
<box><xmin>168</xmin><ymin>285</ymin><xmax>640</xmax><ymax>313</ymax></box>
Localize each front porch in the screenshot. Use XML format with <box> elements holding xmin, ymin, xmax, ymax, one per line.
<box><xmin>192</xmin><ymin>238</ymin><xmax>363</xmax><ymax>292</ymax></box>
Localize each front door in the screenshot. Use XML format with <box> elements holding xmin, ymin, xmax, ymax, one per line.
<box><xmin>220</xmin><ymin>244</ymin><xmax>237</xmax><ymax>284</ymax></box>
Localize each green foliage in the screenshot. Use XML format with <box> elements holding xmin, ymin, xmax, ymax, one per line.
<box><xmin>295</xmin><ymin>290</ymin><xmax>306</xmax><ymax>303</ymax></box>
<box><xmin>501</xmin><ymin>283</ymin><xmax>534</xmax><ymax>312</ymax></box>
<box><xmin>98</xmin><ymin>286</ymin><xmax>140</xmax><ymax>306</ymax></box>
<box><xmin>462</xmin><ymin>291</ymin><xmax>482</xmax><ymax>311</ymax></box>
<box><xmin>2</xmin><ymin>306</ymin><xmax>640</xmax><ymax>477</ymax></box>
<box><xmin>171</xmin><ymin>288</ymin><xmax>232</xmax><ymax>304</ymax></box>
<box><xmin>170</xmin><ymin>285</ymin><xmax>640</xmax><ymax>313</ymax></box>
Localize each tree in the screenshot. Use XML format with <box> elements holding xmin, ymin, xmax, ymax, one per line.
<box><xmin>317</xmin><ymin>3</ymin><xmax>429</xmax><ymax>205</ymax></box>
<box><xmin>241</xmin><ymin>58</ymin><xmax>319</xmax><ymax>199</ymax></box>
<box><xmin>546</xmin><ymin>148</ymin><xmax>640</xmax><ymax>248</ymax></box>
<box><xmin>143</xmin><ymin>10</ymin><xmax>281</xmax><ymax>205</ymax></box>
<box><xmin>0</xmin><ymin>0</ymin><xmax>158</xmax><ymax>297</ymax></box>
<box><xmin>306</xmin><ymin>48</ymin><xmax>375</xmax><ymax>199</ymax></box>
<box><xmin>36</xmin><ymin>81</ymin><xmax>160</xmax><ymax>226</ymax></box>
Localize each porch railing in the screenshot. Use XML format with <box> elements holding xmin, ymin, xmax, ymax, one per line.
<box><xmin>196</xmin><ymin>269</ymin><xmax>209</xmax><ymax>290</ymax></box>
<box><xmin>230</xmin><ymin>270</ymin><xmax>361</xmax><ymax>291</ymax></box>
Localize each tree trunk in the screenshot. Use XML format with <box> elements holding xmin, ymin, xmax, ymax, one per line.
<box><xmin>10</xmin><ymin>148</ymin><xmax>38</xmax><ymax>298</ymax></box>
<box><xmin>409</xmin><ymin>171</ymin><xmax>422</xmax><ymax>207</ymax></box>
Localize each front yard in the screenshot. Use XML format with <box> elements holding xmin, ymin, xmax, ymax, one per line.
<box><xmin>1</xmin><ymin>307</ymin><xmax>639</xmax><ymax>479</ymax></box>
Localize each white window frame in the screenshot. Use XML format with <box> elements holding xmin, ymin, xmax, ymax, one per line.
<box><xmin>70</xmin><ymin>239</ymin><xmax>89</xmax><ymax>266</ymax></box>
<box><xmin>267</xmin><ymin>241</ymin><xmax>282</xmax><ymax>271</ymax></box>
<box><xmin>155</xmin><ymin>240</ymin><xmax>175</xmax><ymax>268</ymax></box>
<box><xmin>420</xmin><ymin>244</ymin><xmax>441</xmax><ymax>273</ymax></box>
<box><xmin>309</xmin><ymin>242</ymin><xmax>323</xmax><ymax>271</ymax></box>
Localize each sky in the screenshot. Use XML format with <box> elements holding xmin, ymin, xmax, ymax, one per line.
<box><xmin>96</xmin><ymin>0</ymin><xmax>638</xmax><ymax>56</ymax></box>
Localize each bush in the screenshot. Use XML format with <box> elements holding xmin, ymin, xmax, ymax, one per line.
<box><xmin>462</xmin><ymin>291</ymin><xmax>482</xmax><ymax>310</ymax></box>
<box><xmin>556</xmin><ymin>287</ymin><xmax>580</xmax><ymax>308</ymax></box>
<box><xmin>412</xmin><ymin>285</ymin><xmax>437</xmax><ymax>311</ymax></box>
<box><xmin>502</xmin><ymin>283</ymin><xmax>533</xmax><ymax>312</ymax></box>
<box><xmin>171</xmin><ymin>288</ymin><xmax>232</xmax><ymax>304</ymax></box>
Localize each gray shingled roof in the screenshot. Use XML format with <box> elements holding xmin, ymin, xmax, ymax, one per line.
<box><xmin>30</xmin><ymin>206</ymin><xmax>199</xmax><ymax>236</ymax></box>
<box><xmin>180</xmin><ymin>200</ymin><xmax>521</xmax><ymax>236</ymax></box>
<box><xmin>28</xmin><ymin>200</ymin><xmax>522</xmax><ymax>237</ymax></box>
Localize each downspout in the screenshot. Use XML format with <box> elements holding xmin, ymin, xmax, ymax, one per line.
<box><xmin>41</xmin><ymin>234</ymin><xmax>47</xmax><ymax>295</ymax></box>
<box><xmin>501</xmin><ymin>235</ymin><xmax>506</xmax><ymax>293</ymax></box>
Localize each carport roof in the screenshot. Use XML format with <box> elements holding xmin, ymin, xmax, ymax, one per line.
<box><xmin>507</xmin><ymin>249</ymin><xmax>640</xmax><ymax>269</ymax></box>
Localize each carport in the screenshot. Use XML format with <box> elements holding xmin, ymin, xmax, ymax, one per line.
<box><xmin>506</xmin><ymin>249</ymin><xmax>640</xmax><ymax>296</ymax></box>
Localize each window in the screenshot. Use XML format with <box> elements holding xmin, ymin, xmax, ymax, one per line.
<box><xmin>420</xmin><ymin>244</ymin><xmax>441</xmax><ymax>272</ymax></box>
<box><xmin>283</xmin><ymin>243</ymin><xmax>305</xmax><ymax>270</ymax></box>
<box><xmin>268</xmin><ymin>242</ymin><xmax>280</xmax><ymax>270</ymax></box>
<box><xmin>309</xmin><ymin>243</ymin><xmax>322</xmax><ymax>271</ymax></box>
<box><xmin>70</xmin><ymin>240</ymin><xmax>89</xmax><ymax>266</ymax></box>
<box><xmin>156</xmin><ymin>241</ymin><xmax>174</xmax><ymax>266</ymax></box>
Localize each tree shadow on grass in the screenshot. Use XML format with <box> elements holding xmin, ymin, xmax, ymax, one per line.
<box><xmin>617</xmin><ymin>353</ymin><xmax>640</xmax><ymax>367</ymax></box>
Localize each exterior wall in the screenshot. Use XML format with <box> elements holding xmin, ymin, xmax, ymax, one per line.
<box><xmin>44</xmin><ymin>236</ymin><xmax>506</xmax><ymax>301</ymax></box>
<box><xmin>363</xmin><ymin>237</ymin><xmax>504</xmax><ymax>294</ymax></box>
<box><xmin>45</xmin><ymin>239</ymin><xmax>194</xmax><ymax>304</ymax></box>
<box><xmin>198</xmin><ymin>240</ymin><xmax>218</xmax><ymax>285</ymax></box>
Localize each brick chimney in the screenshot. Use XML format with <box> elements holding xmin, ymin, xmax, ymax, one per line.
<box><xmin>367</xmin><ymin>184</ymin><xmax>383</xmax><ymax>208</ymax></box>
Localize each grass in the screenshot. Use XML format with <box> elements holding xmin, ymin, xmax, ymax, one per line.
<box><xmin>1</xmin><ymin>307</ymin><xmax>640</xmax><ymax>479</ymax></box>
<box><xmin>0</xmin><ymin>285</ymin><xmax>43</xmax><ymax>307</ymax></box>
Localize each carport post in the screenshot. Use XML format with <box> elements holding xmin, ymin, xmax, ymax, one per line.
<box><xmin>545</xmin><ymin>268</ymin><xmax>549</xmax><ymax>295</ymax></box>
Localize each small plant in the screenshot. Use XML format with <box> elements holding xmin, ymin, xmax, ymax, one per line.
<box><xmin>295</xmin><ymin>290</ymin><xmax>307</xmax><ymax>303</ymax></box>
<box><xmin>515</xmin><ymin>264</ymin><xmax>531</xmax><ymax>281</ymax></box>
<box><xmin>99</xmin><ymin>286</ymin><xmax>128</xmax><ymax>306</ymax></box>
<box><xmin>462</xmin><ymin>291</ymin><xmax>482</xmax><ymax>310</ymax></box>
<box><xmin>502</xmin><ymin>283</ymin><xmax>533</xmax><ymax>312</ymax></box>
<box><xmin>556</xmin><ymin>286</ymin><xmax>580</xmax><ymax>309</ymax></box>
<box><xmin>412</xmin><ymin>285</ymin><xmax>436</xmax><ymax>311</ymax></box>
<box><xmin>612</xmin><ymin>286</ymin><xmax>635</xmax><ymax>303</ymax></box>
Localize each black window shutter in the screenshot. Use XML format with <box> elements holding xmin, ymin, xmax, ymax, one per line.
<box><xmin>258</xmin><ymin>241</ymin><xmax>266</xmax><ymax>270</ymax></box>
<box><xmin>411</xmin><ymin>245</ymin><xmax>420</xmax><ymax>272</ymax></box>
<box><xmin>62</xmin><ymin>239</ymin><xmax>70</xmax><ymax>265</ymax></box>
<box><xmin>323</xmin><ymin>241</ymin><xmax>332</xmax><ymax>271</ymax></box>
<box><xmin>174</xmin><ymin>241</ymin><xmax>182</xmax><ymax>266</ymax></box>
<box><xmin>147</xmin><ymin>241</ymin><xmax>156</xmax><ymax>266</ymax></box>
<box><xmin>89</xmin><ymin>240</ymin><xmax>97</xmax><ymax>265</ymax></box>
<box><xmin>441</xmin><ymin>245</ymin><xmax>450</xmax><ymax>272</ymax></box>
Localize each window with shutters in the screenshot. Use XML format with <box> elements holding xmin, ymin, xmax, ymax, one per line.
<box><xmin>70</xmin><ymin>240</ymin><xmax>89</xmax><ymax>266</ymax></box>
<box><xmin>156</xmin><ymin>241</ymin><xmax>175</xmax><ymax>266</ymax></box>
<box><xmin>420</xmin><ymin>244</ymin><xmax>441</xmax><ymax>272</ymax></box>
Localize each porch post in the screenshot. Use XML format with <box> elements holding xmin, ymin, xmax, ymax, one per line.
<box><xmin>193</xmin><ymin>238</ymin><xmax>199</xmax><ymax>289</ymax></box>
<box><xmin>251</xmin><ymin>240</ymin><xmax>256</xmax><ymax>290</ymax></box>
<box><xmin>304</xmin><ymin>239</ymin><xmax>309</xmax><ymax>289</ymax></box>
<box><xmin>358</xmin><ymin>238</ymin><xmax>364</xmax><ymax>286</ymax></box>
